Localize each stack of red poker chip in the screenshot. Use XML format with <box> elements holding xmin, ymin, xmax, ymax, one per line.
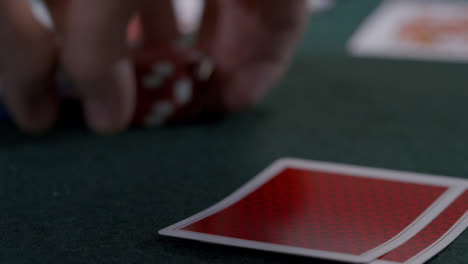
<box><xmin>132</xmin><ymin>44</ymin><xmax>214</xmax><ymax>127</ymax></box>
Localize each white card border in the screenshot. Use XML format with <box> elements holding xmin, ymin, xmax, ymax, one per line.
<box><xmin>159</xmin><ymin>158</ymin><xmax>468</xmax><ymax>263</ymax></box>
<box><xmin>408</xmin><ymin>211</ymin><xmax>468</xmax><ymax>264</ymax></box>
<box><xmin>373</xmin><ymin>209</ymin><xmax>468</xmax><ymax>264</ymax></box>
<box><xmin>347</xmin><ymin>0</ymin><xmax>468</xmax><ymax>63</ymax></box>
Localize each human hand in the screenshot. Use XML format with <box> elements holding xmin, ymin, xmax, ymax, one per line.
<box><xmin>0</xmin><ymin>0</ymin><xmax>308</xmax><ymax>133</ymax></box>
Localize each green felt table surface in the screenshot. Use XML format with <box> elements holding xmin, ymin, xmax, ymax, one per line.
<box><xmin>2</xmin><ymin>1</ymin><xmax>468</xmax><ymax>263</ymax></box>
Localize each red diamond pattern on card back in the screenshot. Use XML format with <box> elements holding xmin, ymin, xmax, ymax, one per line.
<box><xmin>379</xmin><ymin>190</ymin><xmax>468</xmax><ymax>262</ymax></box>
<box><xmin>181</xmin><ymin>168</ymin><xmax>447</xmax><ymax>255</ymax></box>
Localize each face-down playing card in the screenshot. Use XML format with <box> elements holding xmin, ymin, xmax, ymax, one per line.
<box><xmin>373</xmin><ymin>189</ymin><xmax>468</xmax><ymax>264</ymax></box>
<box><xmin>159</xmin><ymin>158</ymin><xmax>468</xmax><ymax>263</ymax></box>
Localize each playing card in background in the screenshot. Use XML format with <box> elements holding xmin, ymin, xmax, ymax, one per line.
<box><xmin>160</xmin><ymin>158</ymin><xmax>468</xmax><ymax>263</ymax></box>
<box><xmin>348</xmin><ymin>1</ymin><xmax>468</xmax><ymax>63</ymax></box>
<box><xmin>308</xmin><ymin>0</ymin><xmax>336</xmax><ymax>13</ymax></box>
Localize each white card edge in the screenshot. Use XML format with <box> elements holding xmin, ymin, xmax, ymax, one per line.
<box><xmin>371</xmin><ymin>211</ymin><xmax>468</xmax><ymax>264</ymax></box>
<box><xmin>159</xmin><ymin>229</ymin><xmax>367</xmax><ymax>263</ymax></box>
<box><xmin>360</xmin><ymin>186</ymin><xmax>466</xmax><ymax>260</ymax></box>
<box><xmin>159</xmin><ymin>159</ymin><xmax>288</xmax><ymax>235</ymax></box>
<box><xmin>406</xmin><ymin>211</ymin><xmax>468</xmax><ymax>264</ymax></box>
<box><xmin>349</xmin><ymin>47</ymin><xmax>468</xmax><ymax>64</ymax></box>
<box><xmin>372</xmin><ymin>260</ymin><xmax>401</xmax><ymax>264</ymax></box>
<box><xmin>159</xmin><ymin>158</ymin><xmax>468</xmax><ymax>262</ymax></box>
<box><xmin>278</xmin><ymin>158</ymin><xmax>468</xmax><ymax>187</ymax></box>
<box><xmin>347</xmin><ymin>0</ymin><xmax>395</xmax><ymax>57</ymax></box>
<box><xmin>159</xmin><ymin>188</ymin><xmax>463</xmax><ymax>264</ymax></box>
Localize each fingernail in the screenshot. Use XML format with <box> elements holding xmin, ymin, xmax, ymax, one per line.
<box><xmin>79</xmin><ymin>59</ymin><xmax>135</xmax><ymax>134</ymax></box>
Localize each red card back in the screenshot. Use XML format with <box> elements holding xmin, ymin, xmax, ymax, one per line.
<box><xmin>182</xmin><ymin>168</ymin><xmax>447</xmax><ymax>255</ymax></box>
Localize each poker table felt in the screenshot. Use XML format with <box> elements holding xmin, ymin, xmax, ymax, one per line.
<box><xmin>1</xmin><ymin>1</ymin><xmax>468</xmax><ymax>264</ymax></box>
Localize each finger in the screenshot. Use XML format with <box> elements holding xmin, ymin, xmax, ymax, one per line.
<box><xmin>198</xmin><ymin>0</ymin><xmax>219</xmax><ymax>53</ymax></box>
<box><xmin>127</xmin><ymin>15</ymin><xmax>142</xmax><ymax>47</ymax></box>
<box><xmin>61</xmin><ymin>0</ymin><xmax>137</xmax><ymax>133</ymax></box>
<box><xmin>0</xmin><ymin>0</ymin><xmax>59</xmax><ymax>133</ymax></box>
<box><xmin>43</xmin><ymin>0</ymin><xmax>69</xmax><ymax>33</ymax></box>
<box><xmin>199</xmin><ymin>0</ymin><xmax>308</xmax><ymax>111</ymax></box>
<box><xmin>139</xmin><ymin>0</ymin><xmax>180</xmax><ymax>45</ymax></box>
